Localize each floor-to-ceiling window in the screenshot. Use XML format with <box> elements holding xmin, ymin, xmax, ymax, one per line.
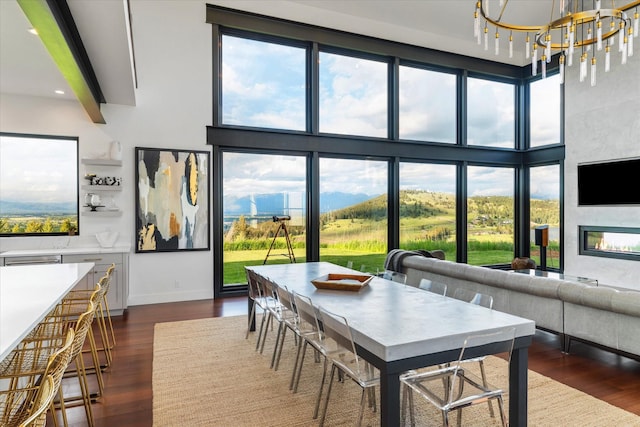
<box><xmin>528</xmin><ymin>73</ymin><xmax>562</xmax><ymax>268</ymax></box>
<box><xmin>399</xmin><ymin>162</ymin><xmax>457</xmax><ymax>260</ymax></box>
<box><xmin>529</xmin><ymin>164</ymin><xmax>560</xmax><ymax>269</ymax></box>
<box><xmin>222</xmin><ymin>152</ymin><xmax>307</xmax><ymax>286</ymax></box>
<box><xmin>207</xmin><ymin>5</ymin><xmax>565</xmax><ymax>296</ymax></box>
<box><xmin>467</xmin><ymin>166</ymin><xmax>515</xmax><ymax>265</ymax></box>
<box><xmin>318</xmin><ymin>158</ymin><xmax>387</xmax><ymax>273</ymax></box>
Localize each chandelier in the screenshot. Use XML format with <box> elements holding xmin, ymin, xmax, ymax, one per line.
<box><xmin>474</xmin><ymin>0</ymin><xmax>640</xmax><ymax>85</ymax></box>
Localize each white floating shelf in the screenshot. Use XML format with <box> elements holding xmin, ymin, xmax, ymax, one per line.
<box><xmin>81</xmin><ymin>210</ymin><xmax>122</xmax><ymax>217</ymax></box>
<box><xmin>81</xmin><ymin>158</ymin><xmax>122</xmax><ymax>166</ymax></box>
<box><xmin>82</xmin><ymin>185</ymin><xmax>122</xmax><ymax>191</ymax></box>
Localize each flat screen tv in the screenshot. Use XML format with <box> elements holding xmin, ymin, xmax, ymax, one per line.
<box><xmin>578</xmin><ymin>158</ymin><xmax>640</xmax><ymax>206</ymax></box>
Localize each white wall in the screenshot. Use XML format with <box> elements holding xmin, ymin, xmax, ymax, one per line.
<box><xmin>563</xmin><ymin>54</ymin><xmax>640</xmax><ymax>290</ymax></box>
<box><xmin>0</xmin><ymin>1</ymin><xmax>214</xmax><ymax>305</ymax></box>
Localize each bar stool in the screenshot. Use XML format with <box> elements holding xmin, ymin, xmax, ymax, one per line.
<box><xmin>0</xmin><ymin>328</ymin><xmax>75</xmax><ymax>427</ymax></box>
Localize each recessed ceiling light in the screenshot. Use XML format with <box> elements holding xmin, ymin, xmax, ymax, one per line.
<box><xmin>55</xmin><ymin>90</ymin><xmax>65</xmax><ymax>95</ymax></box>
<box><xmin>28</xmin><ymin>28</ymin><xmax>38</xmax><ymax>35</ymax></box>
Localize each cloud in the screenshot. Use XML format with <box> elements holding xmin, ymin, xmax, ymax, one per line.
<box><xmin>0</xmin><ymin>136</ymin><xmax>77</xmax><ymax>203</ymax></box>
<box><xmin>468</xmin><ymin>166</ymin><xmax>514</xmax><ymax>196</ymax></box>
<box><xmin>530</xmin><ymin>75</ymin><xmax>561</xmax><ymax>146</ymax></box>
<box><xmin>219</xmin><ymin>37</ymin><xmax>561</xmax><ymax>198</ymax></box>
<box><xmin>467</xmin><ymin>78</ymin><xmax>515</xmax><ymax>147</ymax></box>
<box><xmin>399</xmin><ymin>65</ymin><xmax>457</xmax><ymax>143</ymax></box>
<box><xmin>318</xmin><ymin>53</ymin><xmax>388</xmax><ymax>137</ymax></box>
<box><xmin>222</xmin><ymin>35</ymin><xmax>306</xmax><ymax>130</ymax></box>
<box><xmin>399</xmin><ymin>163</ymin><xmax>456</xmax><ymax>193</ymax></box>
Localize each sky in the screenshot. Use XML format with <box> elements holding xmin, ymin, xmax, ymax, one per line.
<box><xmin>221</xmin><ymin>34</ymin><xmax>561</xmax><ymax>201</ymax></box>
<box><xmin>0</xmin><ymin>135</ymin><xmax>77</xmax><ymax>204</ymax></box>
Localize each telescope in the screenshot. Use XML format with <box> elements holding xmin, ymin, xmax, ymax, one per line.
<box><xmin>272</xmin><ymin>215</ymin><xmax>291</xmax><ymax>222</ymax></box>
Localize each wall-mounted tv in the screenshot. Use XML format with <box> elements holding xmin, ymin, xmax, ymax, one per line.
<box><xmin>578</xmin><ymin>158</ymin><xmax>640</xmax><ymax>206</ymax></box>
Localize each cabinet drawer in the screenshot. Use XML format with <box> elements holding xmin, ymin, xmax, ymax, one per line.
<box><xmin>62</xmin><ymin>253</ymin><xmax>123</xmax><ymax>266</ymax></box>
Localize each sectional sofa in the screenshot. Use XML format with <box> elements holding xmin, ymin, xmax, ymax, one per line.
<box><xmin>398</xmin><ymin>254</ymin><xmax>640</xmax><ymax>359</ymax></box>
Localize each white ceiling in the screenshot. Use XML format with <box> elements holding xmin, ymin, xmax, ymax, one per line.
<box><xmin>0</xmin><ymin>0</ymin><xmax>559</xmax><ymax>107</ymax></box>
<box><xmin>0</xmin><ymin>0</ymin><xmax>135</xmax><ymax>105</ymax></box>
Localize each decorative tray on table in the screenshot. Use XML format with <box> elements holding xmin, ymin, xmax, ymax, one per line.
<box><xmin>311</xmin><ymin>273</ymin><xmax>373</xmax><ymax>291</ymax></box>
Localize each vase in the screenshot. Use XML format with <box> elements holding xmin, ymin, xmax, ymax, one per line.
<box><xmin>109</xmin><ymin>140</ymin><xmax>122</xmax><ymax>161</ymax></box>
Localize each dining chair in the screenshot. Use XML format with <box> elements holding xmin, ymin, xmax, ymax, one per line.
<box><xmin>347</xmin><ymin>261</ymin><xmax>367</xmax><ymax>272</ymax></box>
<box><xmin>400</xmin><ymin>327</ymin><xmax>516</xmax><ymax>427</ymax></box>
<box><xmin>451</xmin><ymin>287</ymin><xmax>495</xmax><ymax>417</ymax></box>
<box><xmin>382</xmin><ymin>269</ymin><xmax>407</xmax><ymax>284</ymax></box>
<box><xmin>290</xmin><ymin>292</ymin><xmax>337</xmax><ymax>421</ymax></box>
<box><xmin>452</xmin><ymin>287</ymin><xmax>494</xmax><ymax>310</ymax></box>
<box><xmin>271</xmin><ymin>284</ymin><xmax>302</xmax><ymax>371</ymax></box>
<box><xmin>317</xmin><ymin>306</ymin><xmax>380</xmax><ymax>427</ymax></box>
<box><xmin>418</xmin><ymin>278</ymin><xmax>448</xmax><ymax>296</ymax></box>
<box><xmin>259</xmin><ymin>278</ymin><xmax>293</xmax><ymax>369</ymax></box>
<box><xmin>244</xmin><ymin>268</ymin><xmax>271</xmax><ymax>343</ymax></box>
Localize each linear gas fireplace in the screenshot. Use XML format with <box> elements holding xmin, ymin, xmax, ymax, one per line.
<box><xmin>579</xmin><ymin>226</ymin><xmax>640</xmax><ymax>261</ymax></box>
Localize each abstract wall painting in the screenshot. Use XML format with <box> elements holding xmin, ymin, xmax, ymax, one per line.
<box><xmin>135</xmin><ymin>147</ymin><xmax>210</xmax><ymax>252</ymax></box>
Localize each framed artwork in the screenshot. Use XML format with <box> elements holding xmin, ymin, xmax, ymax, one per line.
<box><xmin>135</xmin><ymin>147</ymin><xmax>210</xmax><ymax>252</ymax></box>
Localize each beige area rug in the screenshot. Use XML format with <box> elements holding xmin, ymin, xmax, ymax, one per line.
<box><xmin>152</xmin><ymin>316</ymin><xmax>640</xmax><ymax>427</ymax></box>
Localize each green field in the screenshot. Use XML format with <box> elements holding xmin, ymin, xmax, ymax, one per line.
<box><xmin>0</xmin><ymin>215</ymin><xmax>78</xmax><ymax>234</ymax></box>
<box><xmin>223</xmin><ymin>190</ymin><xmax>559</xmax><ymax>285</ymax></box>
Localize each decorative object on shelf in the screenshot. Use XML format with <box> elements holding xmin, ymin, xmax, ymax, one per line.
<box><xmin>86</xmin><ymin>175</ymin><xmax>121</xmax><ymax>186</ymax></box>
<box><xmin>95</xmin><ymin>230</ymin><xmax>120</xmax><ymax>248</ymax></box>
<box><xmin>135</xmin><ymin>147</ymin><xmax>210</xmax><ymax>253</ymax></box>
<box><xmin>109</xmin><ymin>140</ymin><xmax>122</xmax><ymax>161</ymax></box>
<box><xmin>85</xmin><ymin>193</ymin><xmax>105</xmax><ymax>211</ymax></box>
<box><xmin>474</xmin><ymin>0</ymin><xmax>639</xmax><ymax>85</ymax></box>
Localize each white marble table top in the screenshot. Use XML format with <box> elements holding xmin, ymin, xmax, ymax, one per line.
<box><xmin>248</xmin><ymin>262</ymin><xmax>536</xmax><ymax>362</ymax></box>
<box><xmin>0</xmin><ymin>262</ymin><xmax>94</xmax><ymax>361</ymax></box>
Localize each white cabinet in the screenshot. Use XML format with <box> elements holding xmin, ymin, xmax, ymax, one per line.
<box><xmin>62</xmin><ymin>252</ymin><xmax>129</xmax><ymax>315</ymax></box>
<box><xmin>81</xmin><ymin>158</ymin><xmax>123</xmax><ymax>217</ymax></box>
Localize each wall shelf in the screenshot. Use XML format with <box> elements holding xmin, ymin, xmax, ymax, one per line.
<box><xmin>81</xmin><ymin>210</ymin><xmax>122</xmax><ymax>217</ymax></box>
<box><xmin>82</xmin><ymin>185</ymin><xmax>122</xmax><ymax>191</ymax></box>
<box><xmin>81</xmin><ymin>158</ymin><xmax>122</xmax><ymax>166</ymax></box>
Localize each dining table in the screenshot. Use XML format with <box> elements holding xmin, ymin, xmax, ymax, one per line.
<box><xmin>246</xmin><ymin>261</ymin><xmax>536</xmax><ymax>427</ymax></box>
<box><xmin>0</xmin><ymin>262</ymin><xmax>94</xmax><ymax>362</ymax></box>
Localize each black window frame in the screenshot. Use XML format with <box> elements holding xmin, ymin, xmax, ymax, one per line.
<box><xmin>206</xmin><ymin>4</ymin><xmax>565</xmax><ymax>297</ymax></box>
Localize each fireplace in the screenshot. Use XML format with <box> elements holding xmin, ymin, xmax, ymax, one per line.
<box><xmin>579</xmin><ymin>226</ymin><xmax>640</xmax><ymax>261</ymax></box>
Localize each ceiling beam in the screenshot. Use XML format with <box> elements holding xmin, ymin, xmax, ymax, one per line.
<box><xmin>17</xmin><ymin>0</ymin><xmax>106</xmax><ymax>124</ymax></box>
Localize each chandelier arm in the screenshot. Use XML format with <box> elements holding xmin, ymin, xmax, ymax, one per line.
<box><xmin>621</xmin><ymin>0</ymin><xmax>640</xmax><ymax>11</ymax></box>
<box><xmin>479</xmin><ymin>1</ymin><xmax>545</xmax><ymax>32</ymax></box>
<box><xmin>536</xmin><ymin>9</ymin><xmax>627</xmax><ymax>48</ymax></box>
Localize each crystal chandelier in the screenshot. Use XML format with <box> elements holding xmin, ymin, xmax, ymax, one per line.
<box><xmin>474</xmin><ymin>0</ymin><xmax>640</xmax><ymax>85</ymax></box>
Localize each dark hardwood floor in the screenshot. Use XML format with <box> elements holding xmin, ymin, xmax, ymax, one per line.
<box><xmin>57</xmin><ymin>297</ymin><xmax>640</xmax><ymax>426</ymax></box>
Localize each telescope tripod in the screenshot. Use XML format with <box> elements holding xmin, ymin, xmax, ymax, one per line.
<box><xmin>263</xmin><ymin>220</ymin><xmax>296</xmax><ymax>264</ymax></box>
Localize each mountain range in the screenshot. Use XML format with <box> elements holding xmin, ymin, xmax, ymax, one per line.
<box><xmin>224</xmin><ymin>191</ymin><xmax>372</xmax><ymax>216</ymax></box>
<box><xmin>0</xmin><ymin>200</ymin><xmax>76</xmax><ymax>216</ymax></box>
